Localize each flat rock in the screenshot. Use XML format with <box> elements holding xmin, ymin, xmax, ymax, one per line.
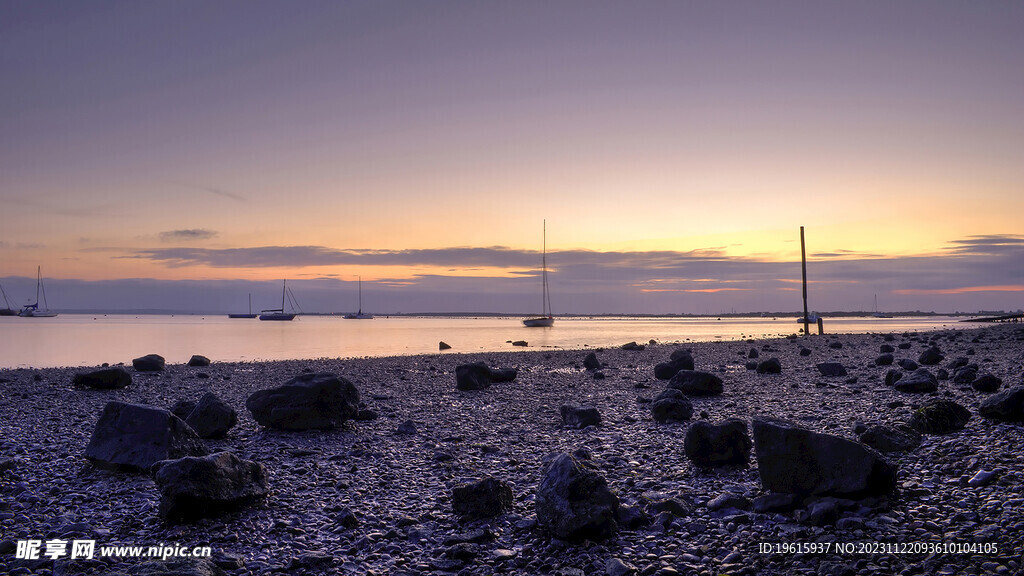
<box><xmin>73</xmin><ymin>367</ymin><xmax>132</xmax><ymax>390</ymax></box>
<box><xmin>667</xmin><ymin>370</ymin><xmax>723</xmax><ymax>396</ymax></box>
<box><xmin>132</xmin><ymin>354</ymin><xmax>166</xmax><ymax>372</ymax></box>
<box><xmin>451</xmin><ymin>476</ymin><xmax>513</xmax><ymax>520</ymax></box>
<box><xmin>245</xmin><ymin>372</ymin><xmax>360</xmax><ymax>430</ymax></box>
<box><xmin>816</xmin><ymin>363</ymin><xmax>847</xmax><ymax>377</ymax></box>
<box><xmin>858</xmin><ymin>424</ymin><xmax>922</xmax><ymax>453</ymax></box>
<box><xmin>153</xmin><ymin>451</ymin><xmax>268</xmax><ymax>523</ymax></box>
<box><xmin>893</xmin><ymin>368</ymin><xmax>938</xmax><ymax>393</ymax></box>
<box><xmin>560</xmin><ymin>404</ymin><xmax>601</xmax><ymax>428</ymax></box>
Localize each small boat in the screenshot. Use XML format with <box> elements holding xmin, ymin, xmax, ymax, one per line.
<box><xmin>19</xmin><ymin>266</ymin><xmax>58</xmax><ymax>317</ymax></box>
<box><xmin>871</xmin><ymin>294</ymin><xmax>892</xmax><ymax>318</ymax></box>
<box><xmin>343</xmin><ymin>277</ymin><xmax>374</xmax><ymax>319</ymax></box>
<box><xmin>0</xmin><ymin>281</ymin><xmax>15</xmax><ymax>316</ymax></box>
<box><xmin>259</xmin><ymin>280</ymin><xmax>297</xmax><ymax>321</ymax></box>
<box><xmin>228</xmin><ymin>294</ymin><xmax>258</xmax><ymax>318</ymax></box>
<box><xmin>523</xmin><ymin>220</ymin><xmax>554</xmax><ymax>328</ymax></box>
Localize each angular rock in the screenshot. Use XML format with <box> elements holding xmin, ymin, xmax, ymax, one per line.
<box><xmin>751</xmin><ymin>417</ymin><xmax>896</xmax><ymax>497</ymax></box>
<box><xmin>560</xmin><ymin>404</ymin><xmax>601</xmax><ymax>428</ymax></box>
<box><xmin>893</xmin><ymin>368</ymin><xmax>938</xmax><ymax>393</ymax></box>
<box><xmin>654</xmin><ymin>351</ymin><xmax>694</xmax><ymax>380</ymax></box>
<box><xmin>187</xmin><ymin>355</ymin><xmax>211</xmax><ymax>367</ymax></box>
<box><xmin>452</xmin><ymin>476</ymin><xmax>513</xmax><ymax>520</ymax></box>
<box><xmin>897</xmin><ymin>359</ymin><xmax>919</xmax><ymax>371</ymax></box>
<box><xmin>439</xmin><ymin>341</ymin><xmax>452</xmax><ymax>350</ymax></box>
<box><xmin>908</xmin><ymin>400</ymin><xmax>970</xmax><ymax>434</ymax></box>
<box><xmin>858</xmin><ymin>424</ymin><xmax>922</xmax><ymax>453</ymax></box>
<box><xmin>756</xmin><ymin>358</ymin><xmax>782</xmax><ymax>374</ymax></box>
<box><xmin>85</xmin><ymin>402</ymin><xmax>208</xmax><ymax>472</ymax></box>
<box><xmin>185</xmin><ymin>392</ymin><xmax>237</xmax><ymax>439</ymax></box>
<box><xmin>153</xmin><ymin>451</ymin><xmax>268</xmax><ymax>523</ymax></box>
<box><xmin>535</xmin><ymin>453</ymin><xmax>619</xmax><ymax>541</ymax></box>
<box><xmin>918</xmin><ymin>346</ymin><xmax>944</xmax><ymax>365</ymax></box>
<box><xmin>73</xmin><ymin>367</ymin><xmax>132</xmax><ymax>390</ymax></box>
<box><xmin>397</xmin><ymin>419</ymin><xmax>417</xmax><ymax>434</ymax></box>
<box><xmin>583</xmin><ymin>352</ymin><xmax>602</xmax><ymax>371</ymax></box>
<box><xmin>953</xmin><ymin>365</ymin><xmax>979</xmax><ymax>384</ymax></box>
<box><xmin>667</xmin><ymin>370</ymin><xmax>723</xmax><ymax>396</ymax></box>
<box><xmin>971</xmin><ymin>373</ymin><xmax>1002</xmax><ymax>393</ymax></box>
<box><xmin>132</xmin><ymin>354</ymin><xmax>165</xmax><ymax>372</ymax></box>
<box><xmin>978</xmin><ymin>386</ymin><xmax>1024</xmax><ymax>422</ymax></box>
<box><xmin>816</xmin><ymin>363</ymin><xmax>847</xmax><ymax>377</ymax></box>
<box><xmin>683</xmin><ymin>419</ymin><xmax>752</xmax><ymax>468</ymax></box>
<box><xmin>245</xmin><ymin>372</ymin><xmax>360</xmax><ymax>430</ymax></box>
<box><xmin>747</xmin><ymin>348</ymin><xmax>759</xmax><ymax>359</ymax></box>
<box><xmin>651</xmin><ymin>397</ymin><xmax>693</xmax><ymax>423</ymax></box>
<box><xmin>171</xmin><ymin>399</ymin><xmax>197</xmax><ymax>420</ymax></box>
<box><xmin>884</xmin><ymin>369</ymin><xmax>903</xmax><ymax>387</ymax></box>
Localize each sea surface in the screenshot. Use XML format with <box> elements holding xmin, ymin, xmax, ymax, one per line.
<box><xmin>0</xmin><ymin>314</ymin><xmax>979</xmax><ymax>369</ymax></box>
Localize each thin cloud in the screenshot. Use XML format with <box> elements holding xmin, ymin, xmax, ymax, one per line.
<box><xmin>893</xmin><ymin>285</ymin><xmax>1024</xmax><ymax>295</ymax></box>
<box><xmin>159</xmin><ymin>229</ymin><xmax>218</xmax><ymax>242</ymax></box>
<box><xmin>168</xmin><ymin>181</ymin><xmax>246</xmax><ymax>202</ymax></box>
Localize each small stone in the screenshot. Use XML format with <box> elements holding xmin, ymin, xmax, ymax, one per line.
<box><xmin>397</xmin><ymin>420</ymin><xmax>417</xmax><ymax>434</ymax></box>
<box><xmin>439</xmin><ymin>341</ymin><xmax>452</xmax><ymax>350</ymax></box>
<box><xmin>132</xmin><ymin>354</ymin><xmax>166</xmax><ymax>372</ymax></box>
<box><xmin>756</xmin><ymin>358</ymin><xmax>782</xmax><ymax>374</ymax></box>
<box><xmin>187</xmin><ymin>355</ymin><xmax>211</xmax><ymax>367</ymax></box>
<box><xmin>967</xmin><ymin>470</ymin><xmax>997</xmax><ymax>487</ymax></box>
<box><xmin>560</xmin><ymin>404</ymin><xmax>601</xmax><ymax>428</ymax></box>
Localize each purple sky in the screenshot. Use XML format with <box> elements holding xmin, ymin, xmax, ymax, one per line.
<box><xmin>1</xmin><ymin>1</ymin><xmax>1022</xmax><ymax>314</ymax></box>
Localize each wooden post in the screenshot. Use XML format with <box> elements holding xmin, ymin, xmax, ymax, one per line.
<box><xmin>801</xmin><ymin>226</ymin><xmax>809</xmax><ymax>336</ymax></box>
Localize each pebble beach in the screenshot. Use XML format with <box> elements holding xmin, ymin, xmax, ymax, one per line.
<box><xmin>2</xmin><ymin>323</ymin><xmax>1023</xmax><ymax>576</ymax></box>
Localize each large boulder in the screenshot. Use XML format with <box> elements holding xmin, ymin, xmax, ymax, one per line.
<box><xmin>971</xmin><ymin>374</ymin><xmax>1002</xmax><ymax>393</ymax></box>
<box><xmin>651</xmin><ymin>389</ymin><xmax>693</xmax><ymax>422</ymax></box>
<box><xmin>583</xmin><ymin>353</ymin><xmax>602</xmax><ymax>371</ymax></box>
<box><xmin>451</xmin><ymin>476</ymin><xmax>513</xmax><ymax>520</ymax></box>
<box><xmin>667</xmin><ymin>370</ymin><xmax>723</xmax><ymax>396</ymax></box>
<box><xmin>893</xmin><ymin>368</ymin><xmax>938</xmax><ymax>393</ymax></box>
<box><xmin>73</xmin><ymin>367</ymin><xmax>132</xmax><ymax>389</ymax></box>
<box><xmin>751</xmin><ymin>417</ymin><xmax>896</xmax><ymax>497</ymax></box>
<box><xmin>683</xmin><ymin>419</ymin><xmax>752</xmax><ymax>468</ymax></box>
<box><xmin>455</xmin><ymin>362</ymin><xmax>494</xmax><ymax>390</ymax></box>
<box><xmin>979</xmin><ymin>386</ymin><xmax>1024</xmax><ymax>422</ymax></box>
<box><xmin>245</xmin><ymin>373</ymin><xmax>360</xmax><ymax>430</ymax></box>
<box><xmin>918</xmin><ymin>347</ymin><xmax>944</xmax><ymax>365</ymax></box>
<box><xmin>858</xmin><ymin>424</ymin><xmax>922</xmax><ymax>453</ymax></box>
<box><xmin>85</xmin><ymin>402</ymin><xmax>208</xmax><ymax>472</ymax></box>
<box><xmin>560</xmin><ymin>404</ymin><xmax>601</xmax><ymax>428</ymax></box>
<box><xmin>908</xmin><ymin>400</ymin><xmax>971</xmax><ymax>434</ymax></box>
<box><xmin>132</xmin><ymin>354</ymin><xmax>165</xmax><ymax>372</ymax></box>
<box><xmin>535</xmin><ymin>453</ymin><xmax>619</xmax><ymax>541</ymax></box>
<box><xmin>654</xmin><ymin>351</ymin><xmax>694</xmax><ymax>380</ymax></box>
<box><xmin>953</xmin><ymin>365</ymin><xmax>979</xmax><ymax>384</ymax></box>
<box><xmin>153</xmin><ymin>451</ymin><xmax>268</xmax><ymax>523</ymax></box>
<box><xmin>185</xmin><ymin>392</ymin><xmax>237</xmax><ymax>439</ymax></box>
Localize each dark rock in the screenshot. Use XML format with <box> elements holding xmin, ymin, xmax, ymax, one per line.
<box><xmin>751</xmin><ymin>417</ymin><xmax>896</xmax><ymax>497</ymax></box>
<box><xmin>85</xmin><ymin>402</ymin><xmax>208</xmax><ymax>472</ymax></box>
<box><xmin>583</xmin><ymin>352</ymin><xmax>601</xmax><ymax>371</ymax></box>
<box><xmin>897</xmin><ymin>342</ymin><xmax>912</xmax><ymax>350</ymax></box>
<box><xmin>747</xmin><ymin>348</ymin><xmax>759</xmax><ymax>359</ymax></box>
<box><xmin>918</xmin><ymin>347</ymin><xmax>944</xmax><ymax>365</ymax></box>
<box><xmin>897</xmin><ymin>359</ymin><xmax>918</xmax><ymax>371</ymax></box>
<box><xmin>756</xmin><ymin>357</ymin><xmax>782</xmax><ymax>374</ymax></box>
<box><xmin>452</xmin><ymin>476</ymin><xmax>513</xmax><ymax>520</ymax></box>
<box><xmin>651</xmin><ymin>397</ymin><xmax>693</xmax><ymax>423</ymax></box>
<box><xmin>875</xmin><ymin>354</ymin><xmax>894</xmax><ymax>366</ymax></box>
<box><xmin>355</xmin><ymin>408</ymin><xmax>379</xmax><ymax>421</ymax></box>
<box><xmin>455</xmin><ymin>362</ymin><xmax>493</xmax><ymax>391</ymax></box>
<box><xmin>153</xmin><ymin>452</ymin><xmax>268</xmax><ymax>523</ymax></box>
<box><xmin>858</xmin><ymin>425</ymin><xmax>922</xmax><ymax>453</ymax></box>
<box><xmin>397</xmin><ymin>420</ymin><xmax>417</xmax><ymax>434</ymax></box>
<box><xmin>490</xmin><ymin>367</ymin><xmax>517</xmax><ymax>383</ymax></box>
<box><xmin>893</xmin><ymin>368</ymin><xmax>938</xmax><ymax>393</ymax></box>
<box><xmin>511</xmin><ymin>340</ymin><xmax>528</xmax><ymax>347</ymax></box>
<box><xmin>187</xmin><ymin>355</ymin><xmax>210</xmax><ymax>367</ymax></box>
<box><xmin>946</xmin><ymin>357</ymin><xmax>970</xmax><ymax>370</ymax></box>
<box><xmin>592</xmin><ymin>370</ymin><xmax>606</xmax><ymax>380</ymax></box>
<box><xmin>884</xmin><ymin>369</ymin><xmax>903</xmax><ymax>387</ymax></box>
<box><xmin>667</xmin><ymin>370</ymin><xmax>723</xmax><ymax>396</ymax></box>
<box><xmin>683</xmin><ymin>419</ymin><xmax>751</xmax><ymax>468</ymax></box>
<box><xmin>751</xmin><ymin>493</ymin><xmax>796</xmax><ymax>513</ymax></box>
<box><xmin>73</xmin><ymin>367</ymin><xmax>132</xmax><ymax>390</ymax></box>
<box><xmin>132</xmin><ymin>354</ymin><xmax>165</xmax><ymax>372</ymax></box>
<box><xmin>798</xmin><ymin>499</ymin><xmax>840</xmax><ymax>526</ymax></box>
<box><xmin>816</xmin><ymin>363</ymin><xmax>847</xmax><ymax>377</ymax></box>
<box><xmin>560</xmin><ymin>405</ymin><xmax>601</xmax><ymax>428</ymax></box>
<box><xmin>245</xmin><ymin>372</ymin><xmax>360</xmax><ymax>430</ymax></box>
<box><xmin>799</xmin><ymin>348</ymin><xmax>812</xmax><ymax>357</ymax></box>
<box><xmin>936</xmin><ymin>368</ymin><xmax>949</xmax><ymax>380</ymax></box>
<box><xmin>953</xmin><ymin>365</ymin><xmax>979</xmax><ymax>384</ymax></box>
<box><xmin>971</xmin><ymin>373</ymin><xmax>1002</xmax><ymax>393</ymax></box>
<box><xmin>879</xmin><ymin>344</ymin><xmax>895</xmax><ymax>353</ymax></box>
<box><xmin>978</xmin><ymin>386</ymin><xmax>1024</xmax><ymax>422</ymax></box>
<box><xmin>535</xmin><ymin>453</ymin><xmax>620</xmax><ymax>541</ymax></box>
<box><xmin>670</xmin><ymin>348</ymin><xmax>693</xmax><ymax>362</ymax></box>
<box><xmin>828</xmin><ymin>341</ymin><xmax>843</xmax><ymax>350</ymax></box>
<box><xmin>908</xmin><ymin>400</ymin><xmax>971</xmax><ymax>434</ymax></box>
<box><xmin>744</xmin><ymin>361</ymin><xmax>758</xmax><ymax>370</ymax></box>
<box><xmin>621</xmin><ymin>341</ymin><xmax>645</xmax><ymax>351</ymax></box>
<box><xmin>615</xmin><ymin>504</ymin><xmax>650</xmax><ymax>529</ymax></box>
<box><xmin>171</xmin><ymin>399</ymin><xmax>197</xmax><ymax>420</ymax></box>
<box><xmin>706</xmin><ymin>493</ymin><xmax>750</xmax><ymax>511</ymax></box>
<box><xmin>185</xmin><ymin>392</ymin><xmax>237</xmax><ymax>439</ymax></box>
<box><xmin>654</xmin><ymin>351</ymin><xmax>694</xmax><ymax>380</ymax></box>
<box><xmin>439</xmin><ymin>341</ymin><xmax>452</xmax><ymax>350</ymax></box>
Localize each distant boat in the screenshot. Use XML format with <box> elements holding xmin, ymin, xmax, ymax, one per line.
<box><xmin>523</xmin><ymin>220</ymin><xmax>554</xmax><ymax>328</ymax></box>
<box><xmin>0</xmin><ymin>281</ymin><xmax>15</xmax><ymax>316</ymax></box>
<box><xmin>228</xmin><ymin>293</ymin><xmax>258</xmax><ymax>318</ymax></box>
<box><xmin>19</xmin><ymin>266</ymin><xmax>58</xmax><ymax>317</ymax></box>
<box><xmin>259</xmin><ymin>280</ymin><xmax>297</xmax><ymax>321</ymax></box>
<box><xmin>343</xmin><ymin>277</ymin><xmax>374</xmax><ymax>319</ymax></box>
<box><xmin>872</xmin><ymin>294</ymin><xmax>892</xmax><ymax>318</ymax></box>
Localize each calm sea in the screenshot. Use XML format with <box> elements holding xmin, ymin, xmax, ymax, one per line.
<box><xmin>0</xmin><ymin>314</ymin><xmax>975</xmax><ymax>369</ymax></box>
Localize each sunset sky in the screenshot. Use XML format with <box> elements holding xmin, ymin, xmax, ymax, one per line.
<box><xmin>2</xmin><ymin>1</ymin><xmax>1022</xmax><ymax>314</ymax></box>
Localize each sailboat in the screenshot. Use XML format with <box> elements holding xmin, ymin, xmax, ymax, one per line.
<box><xmin>19</xmin><ymin>266</ymin><xmax>58</xmax><ymax>317</ymax></box>
<box><xmin>228</xmin><ymin>293</ymin><xmax>258</xmax><ymax>318</ymax></box>
<box><xmin>0</xmin><ymin>281</ymin><xmax>15</xmax><ymax>316</ymax></box>
<box><xmin>523</xmin><ymin>220</ymin><xmax>554</xmax><ymax>327</ymax></box>
<box><xmin>872</xmin><ymin>294</ymin><xmax>892</xmax><ymax>318</ymax></box>
<box><xmin>259</xmin><ymin>280</ymin><xmax>297</xmax><ymax>321</ymax></box>
<box><xmin>343</xmin><ymin>277</ymin><xmax>373</xmax><ymax>319</ymax></box>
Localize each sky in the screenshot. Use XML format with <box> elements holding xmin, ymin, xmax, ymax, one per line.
<box><xmin>1</xmin><ymin>1</ymin><xmax>1022</xmax><ymax>314</ymax></box>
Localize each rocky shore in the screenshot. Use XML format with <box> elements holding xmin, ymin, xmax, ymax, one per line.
<box><xmin>2</xmin><ymin>324</ymin><xmax>1023</xmax><ymax>576</ymax></box>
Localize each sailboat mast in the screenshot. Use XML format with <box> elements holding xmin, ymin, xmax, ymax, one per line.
<box><xmin>358</xmin><ymin>276</ymin><xmax>362</xmax><ymax>313</ymax></box>
<box><xmin>36</xmin><ymin>266</ymin><xmax>41</xmax><ymax>306</ymax></box>
<box><xmin>282</xmin><ymin>280</ymin><xmax>287</xmax><ymax>310</ymax></box>
<box><xmin>542</xmin><ymin>220</ymin><xmax>551</xmax><ymax>317</ymax></box>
